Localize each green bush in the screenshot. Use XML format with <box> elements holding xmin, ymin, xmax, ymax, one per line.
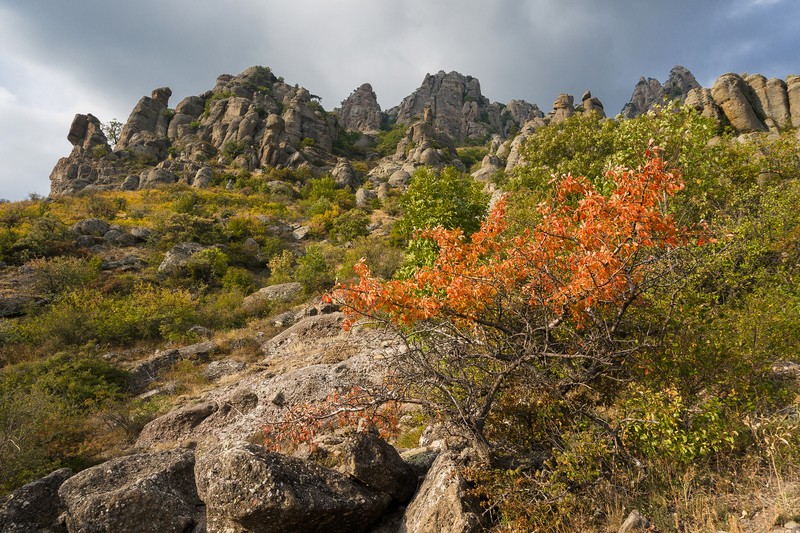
<box><xmin>26</xmin><ymin>255</ymin><xmax>101</xmax><ymax>297</ymax></box>
<box><xmin>185</xmin><ymin>248</ymin><xmax>229</xmax><ymax>285</ymax></box>
<box><xmin>295</xmin><ymin>245</ymin><xmax>336</xmax><ymax>294</ymax></box>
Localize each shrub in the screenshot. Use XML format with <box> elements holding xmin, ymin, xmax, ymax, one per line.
<box><xmin>26</xmin><ymin>255</ymin><xmax>101</xmax><ymax>298</ymax></box>
<box><xmin>295</xmin><ymin>244</ymin><xmax>336</xmax><ymax>294</ymax></box>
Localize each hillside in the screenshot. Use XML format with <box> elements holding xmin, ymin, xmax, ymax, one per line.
<box><xmin>2</xmin><ymin>65</ymin><xmax>800</xmax><ymax>532</ymax></box>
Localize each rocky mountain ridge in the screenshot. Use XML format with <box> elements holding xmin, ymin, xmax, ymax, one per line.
<box><xmin>50</xmin><ymin>64</ymin><xmax>800</xmax><ymax>201</ymax></box>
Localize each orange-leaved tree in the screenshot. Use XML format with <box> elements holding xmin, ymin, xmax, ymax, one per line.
<box><xmin>328</xmin><ymin>147</ymin><xmax>708</xmax><ymax>462</ymax></box>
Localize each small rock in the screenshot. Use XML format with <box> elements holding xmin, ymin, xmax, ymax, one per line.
<box><xmin>619</xmin><ymin>509</ymin><xmax>650</xmax><ymax>533</ymax></box>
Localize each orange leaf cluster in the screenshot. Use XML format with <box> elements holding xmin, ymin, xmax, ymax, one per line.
<box><xmin>330</xmin><ymin>149</ymin><xmax>702</xmax><ymax>331</ymax></box>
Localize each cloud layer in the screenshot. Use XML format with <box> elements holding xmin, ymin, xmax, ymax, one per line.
<box><xmin>0</xmin><ymin>0</ymin><xmax>797</xmax><ymax>200</ymax></box>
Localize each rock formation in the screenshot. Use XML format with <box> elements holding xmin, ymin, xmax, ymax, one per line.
<box><xmin>51</xmin><ymin>66</ymin><xmax>337</xmax><ymax>196</ymax></box>
<box><xmin>337</xmin><ymin>83</ymin><xmax>383</xmax><ymax>134</ymax></box>
<box><xmin>392</xmin><ymin>70</ymin><xmax>540</xmax><ymax>143</ymax></box>
<box><xmin>621</xmin><ymin>65</ymin><xmax>700</xmax><ymax>118</ymax></box>
<box><xmin>710</xmin><ymin>73</ymin><xmax>768</xmax><ymax>133</ymax></box>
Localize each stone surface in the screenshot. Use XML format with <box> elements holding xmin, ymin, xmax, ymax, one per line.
<box><xmin>746</xmin><ymin>74</ymin><xmax>792</xmax><ymax>130</ymax></box>
<box><xmin>618</xmin><ymin>509</ymin><xmax>651</xmax><ymax>533</ymax></box>
<box><xmin>0</xmin><ymin>468</ymin><xmax>72</xmax><ymax>533</ymax></box>
<box><xmin>58</xmin><ymin>449</ymin><xmax>203</xmax><ymax>533</ymax></box>
<box><xmin>621</xmin><ymin>65</ymin><xmax>700</xmax><ymax>118</ymax></box>
<box><xmin>711</xmin><ymin>73</ymin><xmax>767</xmax><ymax>133</ymax></box>
<box><xmin>788</xmin><ymin>75</ymin><xmax>800</xmax><ymax>129</ymax></box>
<box><xmin>157</xmin><ymin>241</ymin><xmax>206</xmax><ymax>275</ymax></box>
<box><xmin>337</xmin><ymin>83</ymin><xmax>383</xmax><ymax>134</ymax></box>
<box><xmin>241</xmin><ymin>282</ymin><xmax>303</xmax><ymax>312</ymax></box>
<box><xmin>195</xmin><ymin>442</ymin><xmax>391</xmax><ymax>533</ymax></box>
<box><xmin>312</xmin><ymin>429</ymin><xmax>417</xmax><ymax>503</ymax></box>
<box><xmin>398</xmin><ymin>451</ymin><xmax>483</xmax><ymax>533</ymax></box>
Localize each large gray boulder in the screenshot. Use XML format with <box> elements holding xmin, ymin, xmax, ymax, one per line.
<box><xmin>310</xmin><ymin>429</ymin><xmax>417</xmax><ymax>503</ymax></box>
<box><xmin>241</xmin><ymin>282</ymin><xmax>303</xmax><ymax>313</ymax></box>
<box><xmin>195</xmin><ymin>442</ymin><xmax>391</xmax><ymax>533</ymax></box>
<box><xmin>711</xmin><ymin>73</ymin><xmax>767</xmax><ymax>133</ymax></box>
<box><xmin>398</xmin><ymin>451</ymin><xmax>483</xmax><ymax>533</ymax></box>
<box><xmin>157</xmin><ymin>242</ymin><xmax>206</xmax><ymax>275</ymax></box>
<box><xmin>0</xmin><ymin>468</ymin><xmax>72</xmax><ymax>533</ymax></box>
<box><xmin>58</xmin><ymin>449</ymin><xmax>203</xmax><ymax>533</ymax></box>
<box><xmin>548</xmin><ymin>93</ymin><xmax>575</xmax><ymax>124</ymax></box>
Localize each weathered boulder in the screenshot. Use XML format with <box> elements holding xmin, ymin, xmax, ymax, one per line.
<box><xmin>58</xmin><ymin>449</ymin><xmax>203</xmax><ymax>533</ymax></box>
<box><xmin>338</xmin><ymin>83</ymin><xmax>383</xmax><ymax>134</ymax></box>
<box><xmin>135</xmin><ymin>314</ymin><xmax>400</xmax><ymax>449</ymax></box>
<box><xmin>72</xmin><ymin>218</ymin><xmax>109</xmax><ymax>237</ymax></box>
<box><xmin>580</xmin><ymin>90</ymin><xmax>606</xmax><ymax>118</ymax></box>
<box><xmin>0</xmin><ymin>468</ymin><xmax>72</xmax><ymax>533</ymax></box>
<box><xmin>618</xmin><ymin>509</ymin><xmax>651</xmax><ymax>533</ymax></box>
<box><xmin>331</xmin><ymin>158</ymin><xmax>359</xmax><ymax>189</ymax></box>
<box><xmin>67</xmin><ymin>113</ymin><xmax>110</xmax><ymax>152</ymax></box>
<box><xmin>0</xmin><ymin>295</ymin><xmax>35</xmax><ymax>318</ymax></box>
<box><xmin>355</xmin><ymin>187</ymin><xmax>377</xmax><ymax>208</ymax></box>
<box><xmin>711</xmin><ymin>73</ymin><xmax>767</xmax><ymax>133</ymax></box>
<box><xmin>127</xmin><ymin>342</ymin><xmax>214</xmax><ymax>394</ymax></box>
<box><xmin>195</xmin><ymin>442</ymin><xmax>391</xmax><ymax>533</ymax></box>
<box><xmin>310</xmin><ymin>429</ymin><xmax>417</xmax><ymax>503</ymax></box>
<box><xmin>685</xmin><ymin>87</ymin><xmax>726</xmax><ymax>123</ymax></box>
<box><xmin>398</xmin><ymin>451</ymin><xmax>483</xmax><ymax>533</ymax></box>
<box><xmin>157</xmin><ymin>242</ymin><xmax>206</xmax><ymax>275</ymax></box>
<box><xmin>241</xmin><ymin>282</ymin><xmax>303</xmax><ymax>313</ymax></box>
<box><xmin>204</xmin><ymin>359</ymin><xmax>247</xmax><ymax>381</ymax></box>
<box><xmin>548</xmin><ymin>93</ymin><xmax>575</xmax><ymax>124</ymax></box>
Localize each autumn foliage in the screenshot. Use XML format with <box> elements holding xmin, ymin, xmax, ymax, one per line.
<box><xmin>334</xmin><ymin>147</ymin><xmax>698</xmax><ymax>332</ymax></box>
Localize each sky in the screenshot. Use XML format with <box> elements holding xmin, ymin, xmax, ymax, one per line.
<box><xmin>0</xmin><ymin>0</ymin><xmax>798</xmax><ymax>201</ymax></box>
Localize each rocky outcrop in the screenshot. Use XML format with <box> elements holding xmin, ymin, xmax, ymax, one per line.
<box><xmin>195</xmin><ymin>442</ymin><xmax>391</xmax><ymax>532</ymax></box>
<box><xmin>50</xmin><ymin>66</ymin><xmax>342</xmax><ymax>195</ymax></box>
<box><xmin>337</xmin><ymin>83</ymin><xmax>383</xmax><ymax>134</ymax></box>
<box><xmin>746</xmin><ymin>74</ymin><xmax>792</xmax><ymax>130</ymax></box>
<box><xmin>547</xmin><ymin>93</ymin><xmax>575</xmax><ymax>124</ymax></box>
<box><xmin>0</xmin><ymin>468</ymin><xmax>72</xmax><ymax>533</ymax></box>
<box><xmin>621</xmin><ymin>65</ymin><xmax>700</xmax><ymax>118</ymax></box>
<box><xmin>393</xmin><ymin>71</ymin><xmax>535</xmax><ymax>144</ymax></box>
<box><xmin>241</xmin><ymin>281</ymin><xmax>303</xmax><ymax>313</ymax></box>
<box><xmin>711</xmin><ymin>73</ymin><xmax>768</xmax><ymax>133</ymax></box>
<box><xmin>580</xmin><ymin>90</ymin><xmax>606</xmax><ymax>118</ymax></box>
<box><xmin>58</xmin><ymin>449</ymin><xmax>203</xmax><ymax>533</ymax></box>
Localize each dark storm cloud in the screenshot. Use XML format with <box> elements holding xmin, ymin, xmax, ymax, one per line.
<box><xmin>0</xmin><ymin>0</ymin><xmax>798</xmax><ymax>199</ymax></box>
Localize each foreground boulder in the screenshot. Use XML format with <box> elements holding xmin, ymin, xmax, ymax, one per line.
<box><xmin>195</xmin><ymin>442</ymin><xmax>391</xmax><ymax>532</ymax></box>
<box><xmin>0</xmin><ymin>468</ymin><xmax>72</xmax><ymax>533</ymax></box>
<box><xmin>399</xmin><ymin>451</ymin><xmax>484</xmax><ymax>533</ymax></box>
<box><xmin>310</xmin><ymin>429</ymin><xmax>418</xmax><ymax>503</ymax></box>
<box><xmin>58</xmin><ymin>449</ymin><xmax>203</xmax><ymax>533</ymax></box>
